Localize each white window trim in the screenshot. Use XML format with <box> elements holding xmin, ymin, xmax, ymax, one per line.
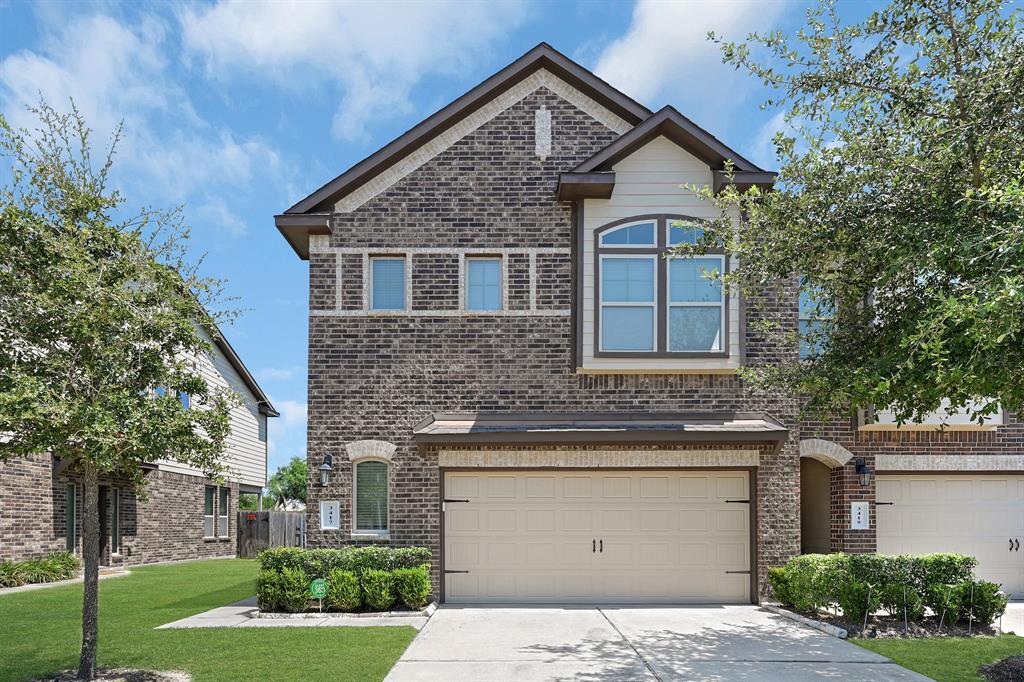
<box><xmin>203</xmin><ymin>485</ymin><xmax>216</xmax><ymax>539</ymax></box>
<box><xmin>666</xmin><ymin>255</ymin><xmax>726</xmax><ymax>353</ymax></box>
<box><xmin>352</xmin><ymin>457</ymin><xmax>390</xmax><ymax>538</ymax></box>
<box><xmin>218</xmin><ymin>487</ymin><xmax>230</xmax><ymax>538</ymax></box>
<box><xmin>599</xmin><ymin>220</ymin><xmax>657</xmax><ymax>248</ymax></box>
<box><xmin>598</xmin><ymin>253</ymin><xmax>658</xmax><ymax>353</ymax></box>
<box><xmin>369</xmin><ymin>255</ymin><xmax>408</xmax><ymax>312</ymax></box>
<box><xmin>464</xmin><ymin>256</ymin><xmax>504</xmax><ymax>312</ymax></box>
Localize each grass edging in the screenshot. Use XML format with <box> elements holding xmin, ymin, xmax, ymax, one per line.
<box><xmin>763</xmin><ymin>602</ymin><xmax>848</xmax><ymax>639</ymax></box>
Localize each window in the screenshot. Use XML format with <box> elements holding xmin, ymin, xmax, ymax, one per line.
<box><xmin>110</xmin><ymin>489</ymin><xmax>121</xmax><ymax>554</ymax></box>
<box><xmin>178</xmin><ymin>391</ymin><xmax>190</xmax><ymax>409</ymax></box>
<box><xmin>371</xmin><ymin>257</ymin><xmax>406</xmax><ymax>311</ymax></box>
<box><xmin>154</xmin><ymin>386</ymin><xmax>167</xmax><ymax>397</ymax></box>
<box><xmin>354</xmin><ymin>460</ymin><xmax>389</xmax><ymax>536</ymax></box>
<box><xmin>66</xmin><ymin>484</ymin><xmax>77</xmax><ymax>552</ymax></box>
<box><xmin>595</xmin><ymin>217</ymin><xmax>726</xmax><ymax>356</ymax></box>
<box><xmin>204</xmin><ymin>486</ymin><xmax>215</xmax><ymax>537</ymax></box>
<box><xmin>466</xmin><ymin>257</ymin><xmax>502</xmax><ymax>311</ymax></box>
<box><xmin>218</xmin><ymin>487</ymin><xmax>230</xmax><ymax>537</ymax></box>
<box><xmin>599</xmin><ymin>256</ymin><xmax>656</xmax><ymax>351</ymax></box>
<box><xmin>668</xmin><ymin>257</ymin><xmax>724</xmax><ymax>351</ymax></box>
<box><xmin>799</xmin><ymin>282</ymin><xmax>832</xmax><ymax>359</ymax></box>
<box><xmin>258</xmin><ymin>415</ymin><xmax>268</xmax><ymax>443</ymax></box>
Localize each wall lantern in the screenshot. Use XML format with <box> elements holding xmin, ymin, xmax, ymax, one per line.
<box><xmin>855</xmin><ymin>457</ymin><xmax>871</xmax><ymax>487</ymax></box>
<box><xmin>318</xmin><ymin>453</ymin><xmax>334</xmax><ymax>487</ymax></box>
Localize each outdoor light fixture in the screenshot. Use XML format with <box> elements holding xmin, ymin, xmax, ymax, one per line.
<box><xmin>855</xmin><ymin>457</ymin><xmax>871</xmax><ymax>487</ymax></box>
<box><xmin>318</xmin><ymin>453</ymin><xmax>334</xmax><ymax>487</ymax></box>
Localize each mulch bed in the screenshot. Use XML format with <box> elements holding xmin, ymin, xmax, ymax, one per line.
<box><xmin>812</xmin><ymin>609</ymin><xmax>999</xmax><ymax>639</ymax></box>
<box><xmin>980</xmin><ymin>656</ymin><xmax>1024</xmax><ymax>682</ymax></box>
<box><xmin>37</xmin><ymin>670</ymin><xmax>190</xmax><ymax>682</ymax></box>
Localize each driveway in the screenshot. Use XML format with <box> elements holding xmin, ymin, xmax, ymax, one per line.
<box><xmin>385</xmin><ymin>605</ymin><xmax>931</xmax><ymax>681</ymax></box>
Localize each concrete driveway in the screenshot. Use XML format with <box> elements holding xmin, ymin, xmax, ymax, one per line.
<box><xmin>384</xmin><ymin>605</ymin><xmax>931</xmax><ymax>681</ymax></box>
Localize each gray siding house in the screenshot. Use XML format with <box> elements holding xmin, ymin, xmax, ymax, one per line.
<box><xmin>279</xmin><ymin>44</ymin><xmax>1024</xmax><ymax>603</ymax></box>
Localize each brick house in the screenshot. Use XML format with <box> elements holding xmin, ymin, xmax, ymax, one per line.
<box><xmin>0</xmin><ymin>327</ymin><xmax>278</xmax><ymax>567</ymax></box>
<box><xmin>278</xmin><ymin>44</ymin><xmax>1024</xmax><ymax>603</ymax></box>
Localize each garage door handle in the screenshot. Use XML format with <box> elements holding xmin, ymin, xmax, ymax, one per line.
<box><xmin>600</xmin><ymin>539</ymin><xmax>603</xmax><ymax>553</ymax></box>
<box><xmin>444</xmin><ymin>570</ymin><xmax>470</xmax><ymax>574</ymax></box>
<box><xmin>874</xmin><ymin>502</ymin><xmax>894</xmax><ymax>506</ymax></box>
<box><xmin>1016</xmin><ymin>539</ymin><xmax>1020</xmax><ymax>552</ymax></box>
<box><xmin>593</xmin><ymin>539</ymin><xmax>596</xmax><ymax>553</ymax></box>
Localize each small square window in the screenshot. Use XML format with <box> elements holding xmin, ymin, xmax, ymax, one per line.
<box><xmin>371</xmin><ymin>257</ymin><xmax>406</xmax><ymax>311</ymax></box>
<box><xmin>466</xmin><ymin>258</ymin><xmax>502</xmax><ymax>311</ymax></box>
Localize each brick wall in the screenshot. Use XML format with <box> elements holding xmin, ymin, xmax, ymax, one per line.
<box><xmin>0</xmin><ymin>454</ymin><xmax>237</xmax><ymax>566</ymax></box>
<box><xmin>305</xmin><ymin>86</ymin><xmax>802</xmax><ymax>597</ymax></box>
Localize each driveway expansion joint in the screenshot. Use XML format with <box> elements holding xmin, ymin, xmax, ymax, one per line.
<box><xmin>598</xmin><ymin>607</ymin><xmax>664</xmax><ymax>682</ymax></box>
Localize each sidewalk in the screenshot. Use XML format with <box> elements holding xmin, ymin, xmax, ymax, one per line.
<box><xmin>156</xmin><ymin>597</ymin><xmax>430</xmax><ymax>629</ymax></box>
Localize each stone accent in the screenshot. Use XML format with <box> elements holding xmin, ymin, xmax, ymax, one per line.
<box><xmin>0</xmin><ymin>454</ymin><xmax>237</xmax><ymax>566</ymax></box>
<box><xmin>534</xmin><ymin>105</ymin><xmax>552</xmax><ymax>160</ymax></box>
<box><xmin>799</xmin><ymin>438</ymin><xmax>854</xmax><ymax>468</ymax></box>
<box><xmin>876</xmin><ymin>453</ymin><xmax>1024</xmax><ymax>471</ymax></box>
<box><xmin>333</xmin><ymin>69</ymin><xmax>631</xmax><ymax>213</ymax></box>
<box><xmin>346</xmin><ymin>440</ymin><xmax>398</xmax><ymax>462</ymax></box>
<box><xmin>437</xmin><ymin>447</ymin><xmax>759</xmax><ymax>468</ymax></box>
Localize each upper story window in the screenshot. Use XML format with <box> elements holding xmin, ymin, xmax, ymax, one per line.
<box><xmin>466</xmin><ymin>257</ymin><xmax>502</xmax><ymax>311</ymax></box>
<box><xmin>353</xmin><ymin>459</ymin><xmax>389</xmax><ymax>537</ymax></box>
<box><xmin>798</xmin><ymin>281</ymin><xmax>832</xmax><ymax>359</ymax></box>
<box><xmin>595</xmin><ymin>217</ymin><xmax>726</xmax><ymax>357</ymax></box>
<box><xmin>370</xmin><ymin>257</ymin><xmax>406</xmax><ymax>311</ymax></box>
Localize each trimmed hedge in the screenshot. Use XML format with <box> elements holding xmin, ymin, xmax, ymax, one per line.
<box><xmin>256</xmin><ymin>547</ymin><xmax>434</xmax><ymax>613</ymax></box>
<box><xmin>769</xmin><ymin>553</ymin><xmax>1007</xmax><ymax>627</ymax></box>
<box><xmin>257</xmin><ymin>546</ymin><xmax>431</xmax><ymax>577</ymax></box>
<box><xmin>0</xmin><ymin>552</ymin><xmax>81</xmax><ymax>588</ymax></box>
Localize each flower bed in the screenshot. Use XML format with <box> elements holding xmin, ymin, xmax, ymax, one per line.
<box><xmin>768</xmin><ymin>553</ymin><xmax>1008</xmax><ymax>638</ymax></box>
<box><xmin>256</xmin><ymin>546</ymin><xmax>432</xmax><ymax>614</ymax></box>
<box><xmin>0</xmin><ymin>551</ymin><xmax>80</xmax><ymax>588</ymax></box>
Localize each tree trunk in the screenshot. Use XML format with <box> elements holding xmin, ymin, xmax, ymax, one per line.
<box><xmin>78</xmin><ymin>462</ymin><xmax>99</xmax><ymax>680</ymax></box>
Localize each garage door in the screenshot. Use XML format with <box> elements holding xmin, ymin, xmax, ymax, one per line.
<box><xmin>877</xmin><ymin>474</ymin><xmax>1024</xmax><ymax>598</ymax></box>
<box><xmin>443</xmin><ymin>470</ymin><xmax>751</xmax><ymax>603</ymax></box>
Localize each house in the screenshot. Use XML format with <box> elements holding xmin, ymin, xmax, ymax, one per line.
<box><xmin>0</xmin><ymin>326</ymin><xmax>278</xmax><ymax>567</ymax></box>
<box><xmin>277</xmin><ymin>43</ymin><xmax>1024</xmax><ymax>603</ymax></box>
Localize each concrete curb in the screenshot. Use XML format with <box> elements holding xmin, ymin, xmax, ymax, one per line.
<box><xmin>255</xmin><ymin>602</ymin><xmax>437</xmax><ymax>620</ymax></box>
<box><xmin>762</xmin><ymin>603</ymin><xmax>848</xmax><ymax>639</ymax></box>
<box><xmin>0</xmin><ymin>570</ymin><xmax>131</xmax><ymax>597</ymax></box>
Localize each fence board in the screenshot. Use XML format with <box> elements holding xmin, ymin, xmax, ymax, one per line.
<box><xmin>236</xmin><ymin>511</ymin><xmax>304</xmax><ymax>558</ymax></box>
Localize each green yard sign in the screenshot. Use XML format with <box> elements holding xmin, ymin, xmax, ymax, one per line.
<box><xmin>309</xmin><ymin>578</ymin><xmax>327</xmax><ymax>599</ymax></box>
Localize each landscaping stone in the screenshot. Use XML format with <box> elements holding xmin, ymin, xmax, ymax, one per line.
<box><xmin>980</xmin><ymin>655</ymin><xmax>1024</xmax><ymax>682</ymax></box>
<box><xmin>37</xmin><ymin>669</ymin><xmax>190</xmax><ymax>682</ymax></box>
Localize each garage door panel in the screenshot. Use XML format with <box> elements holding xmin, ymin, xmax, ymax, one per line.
<box><xmin>878</xmin><ymin>474</ymin><xmax>1024</xmax><ymax>599</ymax></box>
<box><xmin>445</xmin><ymin>470</ymin><xmax>751</xmax><ymax>604</ymax></box>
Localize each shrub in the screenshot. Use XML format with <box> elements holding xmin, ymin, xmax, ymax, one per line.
<box><xmin>838</xmin><ymin>581</ymin><xmax>881</xmax><ymax>623</ymax></box>
<box><xmin>878</xmin><ymin>583</ymin><xmax>925</xmax><ymax>621</ymax></box>
<box><xmin>783</xmin><ymin>554</ymin><xmax>846</xmax><ymax>613</ymax></box>
<box><xmin>326</xmin><ymin>569</ymin><xmax>362</xmax><ymax>612</ymax></box>
<box><xmin>362</xmin><ymin>569</ymin><xmax>396</xmax><ymax>610</ymax></box>
<box><xmin>393</xmin><ymin>565</ymin><xmax>431</xmax><ymax>609</ymax></box>
<box><xmin>0</xmin><ymin>552</ymin><xmax>79</xmax><ymax>588</ymax></box>
<box><xmin>257</xmin><ymin>546</ymin><xmax>432</xmax><ymax>578</ymax></box>
<box><xmin>957</xmin><ymin>580</ymin><xmax>1008</xmax><ymax>627</ymax></box>
<box><xmin>278</xmin><ymin>567</ymin><xmax>312</xmax><ymax>613</ymax></box>
<box><xmin>927</xmin><ymin>583</ymin><xmax>964</xmax><ymax>625</ymax></box>
<box><xmin>0</xmin><ymin>560</ymin><xmax>25</xmax><ymax>588</ymax></box>
<box><xmin>918</xmin><ymin>554</ymin><xmax>977</xmax><ymax>590</ymax></box>
<box><xmin>256</xmin><ymin>570</ymin><xmax>284</xmax><ymax>611</ymax></box>
<box><xmin>768</xmin><ymin>566</ymin><xmax>794</xmax><ymax>606</ymax></box>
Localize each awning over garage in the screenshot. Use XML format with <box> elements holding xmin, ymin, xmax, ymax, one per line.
<box><xmin>413</xmin><ymin>412</ymin><xmax>788</xmax><ymax>444</ymax></box>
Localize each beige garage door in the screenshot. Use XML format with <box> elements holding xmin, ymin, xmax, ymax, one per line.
<box><xmin>877</xmin><ymin>474</ymin><xmax>1024</xmax><ymax>598</ymax></box>
<box><xmin>443</xmin><ymin>470</ymin><xmax>751</xmax><ymax>604</ymax></box>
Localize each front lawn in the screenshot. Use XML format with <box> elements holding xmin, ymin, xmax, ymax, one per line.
<box><xmin>0</xmin><ymin>559</ymin><xmax>416</xmax><ymax>682</ymax></box>
<box><xmin>856</xmin><ymin>635</ymin><xmax>1024</xmax><ymax>681</ymax></box>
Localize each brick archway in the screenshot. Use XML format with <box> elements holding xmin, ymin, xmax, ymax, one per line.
<box><xmin>799</xmin><ymin>438</ymin><xmax>853</xmax><ymax>469</ymax></box>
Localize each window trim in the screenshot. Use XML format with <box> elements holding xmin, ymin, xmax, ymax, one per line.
<box><xmin>598</xmin><ymin>220</ymin><xmax>657</xmax><ymax>248</ymax></box>
<box><xmin>218</xmin><ymin>487</ymin><xmax>230</xmax><ymax>538</ymax></box>
<box><xmin>203</xmin><ymin>485</ymin><xmax>216</xmax><ymax>539</ymax></box>
<box><xmin>352</xmin><ymin>457</ymin><xmax>390</xmax><ymax>538</ymax></box>
<box><xmin>666</xmin><ymin>255</ymin><xmax>726</xmax><ymax>353</ymax></box>
<box><xmin>593</xmin><ymin>214</ymin><xmax>730</xmax><ymax>358</ymax></box>
<box><xmin>464</xmin><ymin>255</ymin><xmax>504</xmax><ymax>312</ymax></box>
<box><xmin>597</xmin><ymin>253</ymin><xmax>658</xmax><ymax>352</ymax></box>
<box><xmin>369</xmin><ymin>255</ymin><xmax>408</xmax><ymax>312</ymax></box>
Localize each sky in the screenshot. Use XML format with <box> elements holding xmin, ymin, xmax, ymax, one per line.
<box><xmin>0</xmin><ymin>0</ymin><xmax>880</xmax><ymax>479</ymax></box>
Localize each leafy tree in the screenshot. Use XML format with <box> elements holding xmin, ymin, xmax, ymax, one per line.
<box><xmin>239</xmin><ymin>493</ymin><xmax>275</xmax><ymax>510</ymax></box>
<box><xmin>0</xmin><ymin>103</ymin><xmax>237</xmax><ymax>679</ymax></box>
<box><xmin>267</xmin><ymin>456</ymin><xmax>308</xmax><ymax>509</ymax></box>
<box><xmin>693</xmin><ymin>0</ymin><xmax>1024</xmax><ymax>423</ymax></box>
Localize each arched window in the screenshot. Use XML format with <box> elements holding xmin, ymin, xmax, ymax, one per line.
<box><xmin>353</xmin><ymin>459</ymin><xmax>389</xmax><ymax>536</ymax></box>
<box><xmin>595</xmin><ymin>216</ymin><xmax>726</xmax><ymax>356</ymax></box>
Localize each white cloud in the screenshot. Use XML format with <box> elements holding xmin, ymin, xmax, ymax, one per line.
<box><xmin>194</xmin><ymin>198</ymin><xmax>248</xmax><ymax>236</ymax></box>
<box><xmin>276</xmin><ymin>399</ymin><xmax>308</xmax><ymax>429</ymax></box>
<box><xmin>178</xmin><ymin>0</ymin><xmax>531</xmax><ymax>141</ymax></box>
<box><xmin>595</xmin><ymin>0</ymin><xmax>789</xmax><ymax>109</ymax></box>
<box><xmin>0</xmin><ymin>13</ymin><xmax>282</xmax><ymax>208</ymax></box>
<box><xmin>267</xmin><ymin>398</ymin><xmax>307</xmax><ymax>471</ymax></box>
<box><xmin>259</xmin><ymin>366</ymin><xmax>302</xmax><ymax>382</ymax></box>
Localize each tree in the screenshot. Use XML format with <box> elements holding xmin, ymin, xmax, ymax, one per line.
<box><xmin>267</xmin><ymin>456</ymin><xmax>308</xmax><ymax>509</ymax></box>
<box><xmin>693</xmin><ymin>0</ymin><xmax>1024</xmax><ymax>423</ymax></box>
<box><xmin>0</xmin><ymin>103</ymin><xmax>237</xmax><ymax>679</ymax></box>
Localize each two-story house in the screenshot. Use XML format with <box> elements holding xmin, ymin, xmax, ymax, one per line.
<box><xmin>278</xmin><ymin>44</ymin><xmax>1024</xmax><ymax>603</ymax></box>
<box><xmin>0</xmin><ymin>326</ymin><xmax>278</xmax><ymax>567</ymax></box>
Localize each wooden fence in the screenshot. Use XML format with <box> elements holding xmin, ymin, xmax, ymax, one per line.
<box><xmin>236</xmin><ymin>511</ymin><xmax>305</xmax><ymax>559</ymax></box>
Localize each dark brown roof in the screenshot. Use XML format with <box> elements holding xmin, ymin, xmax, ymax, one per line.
<box><xmin>413</xmin><ymin>412</ymin><xmax>787</xmax><ymax>444</ymax></box>
<box><xmin>284</xmin><ymin>43</ymin><xmax>652</xmax><ymax>216</ymax></box>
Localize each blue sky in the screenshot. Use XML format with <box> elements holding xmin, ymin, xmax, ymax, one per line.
<box><xmin>0</xmin><ymin>0</ymin><xmax>878</xmax><ymax>478</ymax></box>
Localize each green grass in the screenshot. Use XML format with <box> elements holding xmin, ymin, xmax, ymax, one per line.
<box><xmin>856</xmin><ymin>634</ymin><xmax>1024</xmax><ymax>681</ymax></box>
<box><xmin>0</xmin><ymin>559</ymin><xmax>416</xmax><ymax>682</ymax></box>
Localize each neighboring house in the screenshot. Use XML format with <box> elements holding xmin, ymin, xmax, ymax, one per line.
<box><xmin>277</xmin><ymin>43</ymin><xmax>1024</xmax><ymax>603</ymax></box>
<box><xmin>0</xmin><ymin>327</ymin><xmax>278</xmax><ymax>567</ymax></box>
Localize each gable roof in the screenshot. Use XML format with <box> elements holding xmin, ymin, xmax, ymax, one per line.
<box><xmin>285</xmin><ymin>43</ymin><xmax>652</xmax><ymax>216</ymax></box>
<box><xmin>210</xmin><ymin>325</ymin><xmax>279</xmax><ymax>417</ymax></box>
